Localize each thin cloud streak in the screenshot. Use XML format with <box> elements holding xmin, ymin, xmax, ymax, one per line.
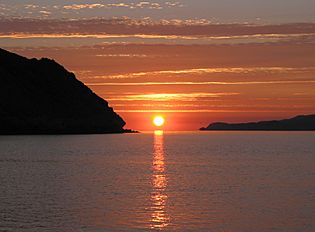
<box><xmin>1</xmin><ymin>33</ymin><xmax>314</xmax><ymax>46</ymax></box>
<box><xmin>86</xmin><ymin>80</ymin><xmax>315</xmax><ymax>86</ymax></box>
<box><xmin>0</xmin><ymin>33</ymin><xmax>198</xmax><ymax>40</ymax></box>
<box><xmin>115</xmin><ymin>109</ymin><xmax>301</xmax><ymax>113</ymax></box>
<box><xmin>62</xmin><ymin>2</ymin><xmax>171</xmax><ymax>10</ymax></box>
<box><xmin>104</xmin><ymin>92</ymin><xmax>239</xmax><ymax>102</ymax></box>
<box><xmin>111</xmin><ymin>103</ymin><xmax>314</xmax><ymax>108</ymax></box>
<box><xmin>88</xmin><ymin>67</ymin><xmax>314</xmax><ymax>80</ymax></box>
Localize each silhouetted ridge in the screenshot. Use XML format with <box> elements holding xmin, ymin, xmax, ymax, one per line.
<box><xmin>0</xmin><ymin>48</ymin><xmax>126</xmax><ymax>134</ymax></box>
<box><xmin>200</xmin><ymin>114</ymin><xmax>315</xmax><ymax>131</ymax></box>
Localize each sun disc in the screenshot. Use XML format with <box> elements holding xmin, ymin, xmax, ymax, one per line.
<box><xmin>153</xmin><ymin>116</ymin><xmax>165</xmax><ymax>127</ymax></box>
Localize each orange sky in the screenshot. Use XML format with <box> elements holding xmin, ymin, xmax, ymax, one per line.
<box><xmin>1</xmin><ymin>19</ymin><xmax>315</xmax><ymax>131</ymax></box>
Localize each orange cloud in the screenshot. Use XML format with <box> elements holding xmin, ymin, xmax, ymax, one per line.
<box><xmin>86</xmin><ymin>80</ymin><xmax>315</xmax><ymax>86</ymax></box>
<box><xmin>105</xmin><ymin>92</ymin><xmax>239</xmax><ymax>101</ymax></box>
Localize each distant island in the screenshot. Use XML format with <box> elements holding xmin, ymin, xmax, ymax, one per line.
<box><xmin>200</xmin><ymin>114</ymin><xmax>315</xmax><ymax>131</ymax></box>
<box><xmin>0</xmin><ymin>48</ymin><xmax>130</xmax><ymax>134</ymax></box>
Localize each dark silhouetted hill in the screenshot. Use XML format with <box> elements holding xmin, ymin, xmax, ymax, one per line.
<box><xmin>0</xmin><ymin>48</ymin><xmax>126</xmax><ymax>134</ymax></box>
<box><xmin>200</xmin><ymin>114</ymin><xmax>315</xmax><ymax>131</ymax></box>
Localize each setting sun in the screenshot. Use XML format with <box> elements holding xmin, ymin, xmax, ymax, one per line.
<box><xmin>153</xmin><ymin>116</ymin><xmax>165</xmax><ymax>127</ymax></box>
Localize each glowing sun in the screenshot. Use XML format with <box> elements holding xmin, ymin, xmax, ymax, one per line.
<box><xmin>153</xmin><ymin>116</ymin><xmax>165</xmax><ymax>127</ymax></box>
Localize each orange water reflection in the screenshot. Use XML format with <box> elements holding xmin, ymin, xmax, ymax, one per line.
<box><xmin>150</xmin><ymin>130</ymin><xmax>170</xmax><ymax>229</ymax></box>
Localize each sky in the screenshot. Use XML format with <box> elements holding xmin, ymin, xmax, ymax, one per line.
<box><xmin>1</xmin><ymin>0</ymin><xmax>315</xmax><ymax>131</ymax></box>
<box><xmin>1</xmin><ymin>0</ymin><xmax>315</xmax><ymax>23</ymax></box>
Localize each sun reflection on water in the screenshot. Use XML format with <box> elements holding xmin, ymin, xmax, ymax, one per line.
<box><xmin>150</xmin><ymin>130</ymin><xmax>170</xmax><ymax>229</ymax></box>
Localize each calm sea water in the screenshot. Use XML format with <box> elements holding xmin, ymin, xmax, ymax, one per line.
<box><xmin>1</xmin><ymin>131</ymin><xmax>315</xmax><ymax>232</ymax></box>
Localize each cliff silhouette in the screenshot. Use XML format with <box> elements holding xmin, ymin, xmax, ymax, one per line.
<box><xmin>0</xmin><ymin>48</ymin><xmax>126</xmax><ymax>134</ymax></box>
<box><xmin>200</xmin><ymin>114</ymin><xmax>315</xmax><ymax>131</ymax></box>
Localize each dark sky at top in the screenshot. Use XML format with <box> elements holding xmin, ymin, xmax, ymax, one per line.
<box><xmin>0</xmin><ymin>0</ymin><xmax>314</xmax><ymax>23</ymax></box>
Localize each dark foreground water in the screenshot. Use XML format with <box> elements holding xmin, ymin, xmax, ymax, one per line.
<box><xmin>1</xmin><ymin>131</ymin><xmax>315</xmax><ymax>232</ymax></box>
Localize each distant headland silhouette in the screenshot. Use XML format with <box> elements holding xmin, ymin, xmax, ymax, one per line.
<box><xmin>0</xmin><ymin>48</ymin><xmax>131</xmax><ymax>134</ymax></box>
<box><xmin>200</xmin><ymin>114</ymin><xmax>315</xmax><ymax>131</ymax></box>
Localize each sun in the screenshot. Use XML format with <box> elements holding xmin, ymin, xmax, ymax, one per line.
<box><xmin>153</xmin><ymin>116</ymin><xmax>165</xmax><ymax>127</ymax></box>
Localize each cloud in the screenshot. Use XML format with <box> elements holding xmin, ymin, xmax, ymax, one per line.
<box><xmin>114</xmin><ymin>109</ymin><xmax>295</xmax><ymax>113</ymax></box>
<box><xmin>0</xmin><ymin>1</ymin><xmax>185</xmax><ymax>20</ymax></box>
<box><xmin>105</xmin><ymin>92</ymin><xmax>239</xmax><ymax>101</ymax></box>
<box><xmin>0</xmin><ymin>18</ymin><xmax>314</xmax><ymax>37</ymax></box>
<box><xmin>24</xmin><ymin>4</ymin><xmax>40</xmax><ymax>9</ymax></box>
<box><xmin>63</xmin><ymin>4</ymin><xmax>107</xmax><ymax>10</ymax></box>
<box><xmin>86</xmin><ymin>80</ymin><xmax>315</xmax><ymax>86</ymax></box>
<box><xmin>60</xmin><ymin>2</ymin><xmax>174</xmax><ymax>11</ymax></box>
<box><xmin>39</xmin><ymin>11</ymin><xmax>51</xmax><ymax>15</ymax></box>
<box><xmin>165</xmin><ymin>2</ymin><xmax>183</xmax><ymax>7</ymax></box>
<box><xmin>0</xmin><ymin>18</ymin><xmax>314</xmax><ymax>46</ymax></box>
<box><xmin>89</xmin><ymin>67</ymin><xmax>311</xmax><ymax>80</ymax></box>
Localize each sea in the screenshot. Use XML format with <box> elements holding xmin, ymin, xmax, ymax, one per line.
<box><xmin>1</xmin><ymin>131</ymin><xmax>315</xmax><ymax>232</ymax></box>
